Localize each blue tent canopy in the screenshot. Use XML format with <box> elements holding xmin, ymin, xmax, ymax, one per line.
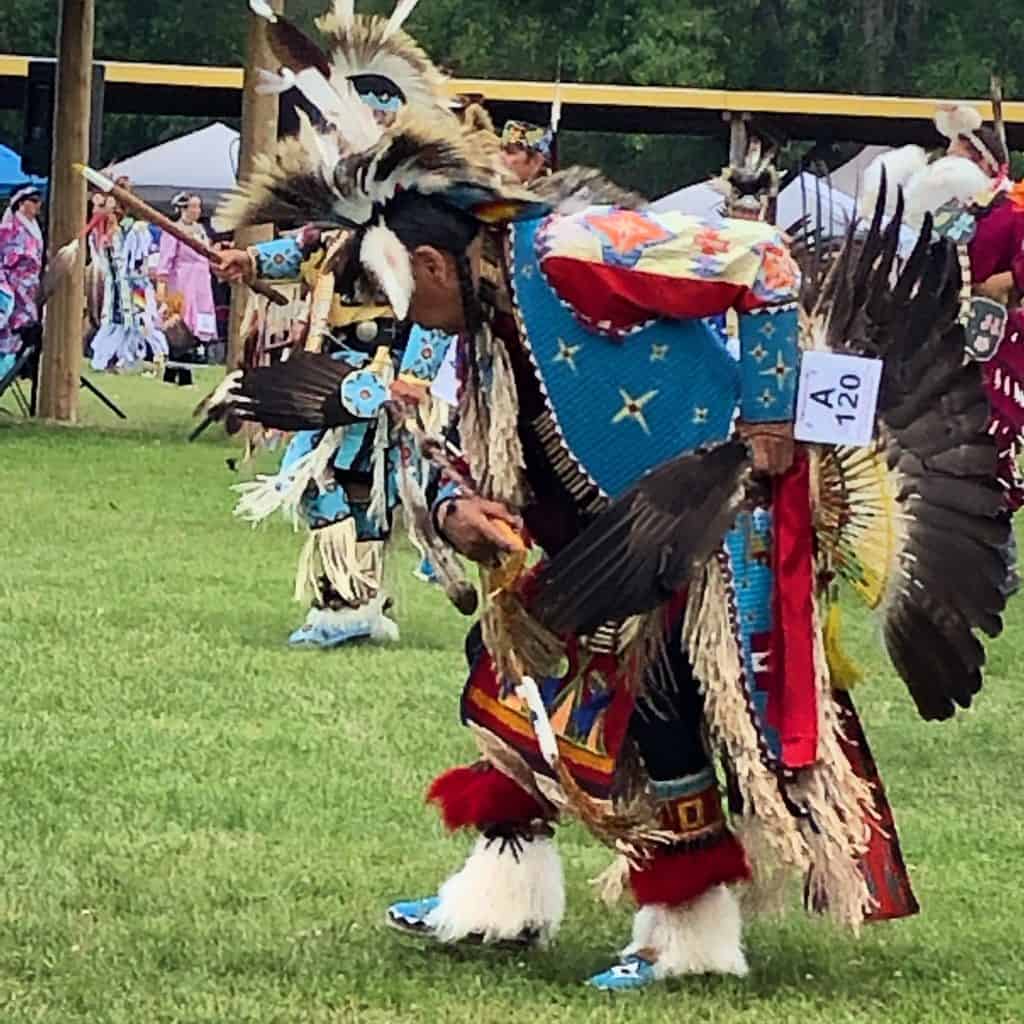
<box><xmin>0</xmin><ymin>144</ymin><xmax>47</xmax><ymax>197</ymax></box>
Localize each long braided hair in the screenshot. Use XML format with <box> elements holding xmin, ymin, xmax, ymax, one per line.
<box><xmin>375</xmin><ymin>192</ymin><xmax>523</xmax><ymax>504</ymax></box>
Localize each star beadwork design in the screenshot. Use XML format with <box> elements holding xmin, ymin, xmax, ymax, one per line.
<box><xmin>650</xmin><ymin>343</ymin><xmax>669</xmax><ymax>362</ymax></box>
<box><xmin>553</xmin><ymin>337</ymin><xmax>582</xmax><ymax>372</ymax></box>
<box><xmin>760</xmin><ymin>349</ymin><xmax>794</xmax><ymax>391</ymax></box>
<box><xmin>749</xmin><ymin>342</ymin><xmax>768</xmax><ymax>363</ymax></box>
<box><xmin>612</xmin><ymin>388</ymin><xmax>658</xmax><ymax>435</ymax></box>
<box><xmin>759</xmin><ymin>388</ymin><xmax>776</xmax><ymax>407</ymax></box>
<box><xmin>521</xmin><ymin>263</ymin><xmax>535</xmax><ymax>279</ymax></box>
<box><xmin>759</xmin><ymin>320</ymin><xmax>777</xmax><ymax>339</ymax></box>
<box><xmin>693</xmin><ymin>407</ymin><xmax>709</xmax><ymax>425</ymax></box>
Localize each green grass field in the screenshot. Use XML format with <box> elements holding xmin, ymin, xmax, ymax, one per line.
<box><xmin>1</xmin><ymin>371</ymin><xmax>1022</xmax><ymax>1023</ymax></box>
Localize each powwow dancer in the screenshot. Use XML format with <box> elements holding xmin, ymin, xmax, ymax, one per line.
<box><xmin>208</xmin><ymin>7</ymin><xmax>1013</xmax><ymax>991</ymax></box>
<box><xmin>88</xmin><ymin>200</ymin><xmax>167</xmax><ymax>372</ymax></box>
<box><xmin>207</xmin><ymin>0</ymin><xmax>461</xmax><ymax>648</ymax></box>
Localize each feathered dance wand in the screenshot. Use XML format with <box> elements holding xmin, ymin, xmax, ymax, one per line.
<box><xmin>72</xmin><ymin>164</ymin><xmax>290</xmax><ymax>307</ymax></box>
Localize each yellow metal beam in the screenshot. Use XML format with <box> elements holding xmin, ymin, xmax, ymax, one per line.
<box><xmin>3</xmin><ymin>54</ymin><xmax>1024</xmax><ymax>124</ymax></box>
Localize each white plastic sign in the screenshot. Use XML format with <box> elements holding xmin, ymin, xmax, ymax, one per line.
<box><xmin>794</xmin><ymin>351</ymin><xmax>882</xmax><ymax>447</ymax></box>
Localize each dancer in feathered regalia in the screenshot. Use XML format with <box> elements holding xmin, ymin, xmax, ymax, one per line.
<box><xmin>210</xmin><ymin>0</ymin><xmax>461</xmax><ymax>648</ymax></box>
<box><xmin>88</xmin><ymin>190</ymin><xmax>168</xmax><ymax>372</ymax></box>
<box><xmin>209</xmin><ymin>5</ymin><xmax>1013</xmax><ymax>990</ymax></box>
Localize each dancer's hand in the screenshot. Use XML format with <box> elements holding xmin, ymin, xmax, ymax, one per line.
<box><xmin>215</xmin><ymin>249</ymin><xmax>255</xmax><ymax>284</ymax></box>
<box><xmin>736</xmin><ymin>420</ymin><xmax>795</xmax><ymax>477</ymax></box>
<box><xmin>439</xmin><ymin>496</ymin><xmax>524</xmax><ymax>565</ymax></box>
<box><xmin>976</xmin><ymin>271</ymin><xmax>1014</xmax><ymax>306</ymax></box>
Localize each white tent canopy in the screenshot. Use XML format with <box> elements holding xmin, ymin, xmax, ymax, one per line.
<box><xmin>650</xmin><ymin>171</ymin><xmax>859</xmax><ymax>236</ymax></box>
<box><xmin>107</xmin><ymin>122</ymin><xmax>240</xmax><ymax>212</ymax></box>
<box><xmin>649</xmin><ymin>156</ymin><xmax>920</xmax><ymax>251</ymax></box>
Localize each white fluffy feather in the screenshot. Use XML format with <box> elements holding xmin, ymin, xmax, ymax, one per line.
<box><xmin>934</xmin><ymin>104</ymin><xmax>983</xmax><ymax>141</ymax></box>
<box><xmin>904</xmin><ymin>155</ymin><xmax>991</xmax><ymax>228</ymax></box>
<box><xmin>383</xmin><ymin>0</ymin><xmax>420</xmax><ymax>40</ymax></box>
<box><xmin>428</xmin><ymin>835</ymin><xmax>565</xmax><ymax>946</ymax></box>
<box><xmin>623</xmin><ymin>886</ymin><xmax>748</xmax><ymax>979</ymax></box>
<box><xmin>360</xmin><ymin>224</ymin><xmax>414</xmax><ymax>319</ymax></box>
<box><xmin>858</xmin><ymin>145</ymin><xmax>928</xmax><ymax>218</ymax></box>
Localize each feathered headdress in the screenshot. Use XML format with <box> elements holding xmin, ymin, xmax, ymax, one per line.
<box><xmin>250</xmin><ymin>0</ymin><xmax>448</xmax><ymax>115</ymax></box>
<box><xmin>934</xmin><ymin>104</ymin><xmax>1004</xmax><ymax>177</ymax></box>
<box><xmin>711</xmin><ymin>136</ymin><xmax>780</xmax><ymax>218</ymax></box>
<box><xmin>222</xmin><ymin>0</ymin><xmax>548</xmax><ymax>318</ymax></box>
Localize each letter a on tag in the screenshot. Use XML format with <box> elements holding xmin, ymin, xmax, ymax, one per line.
<box><xmin>794</xmin><ymin>351</ymin><xmax>882</xmax><ymax>447</ymax></box>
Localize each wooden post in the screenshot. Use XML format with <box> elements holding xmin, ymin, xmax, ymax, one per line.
<box><xmin>226</xmin><ymin>0</ymin><xmax>284</xmax><ymax>370</ymax></box>
<box><xmin>38</xmin><ymin>0</ymin><xmax>94</xmax><ymax>422</ymax></box>
<box><xmin>727</xmin><ymin>112</ymin><xmax>750</xmax><ymax>168</ymax></box>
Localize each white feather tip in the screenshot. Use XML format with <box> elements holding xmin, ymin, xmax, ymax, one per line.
<box><xmin>249</xmin><ymin>0</ymin><xmax>278</xmax><ymax>23</ymax></box>
<box><xmin>55</xmin><ymin>238</ymin><xmax>81</xmax><ymax>266</ymax></box>
<box><xmin>360</xmin><ymin>224</ymin><xmax>414</xmax><ymax>320</ymax></box>
<box><xmin>934</xmin><ymin>104</ymin><xmax>983</xmax><ymax>141</ymax></box>
<box><xmin>383</xmin><ymin>0</ymin><xmax>420</xmax><ymax>40</ymax></box>
<box><xmin>331</xmin><ymin>0</ymin><xmax>355</xmax><ymax>29</ymax></box>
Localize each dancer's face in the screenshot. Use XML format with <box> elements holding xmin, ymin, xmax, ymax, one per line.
<box><xmin>501</xmin><ymin>145</ymin><xmax>546</xmax><ymax>184</ymax></box>
<box><xmin>182</xmin><ymin>197</ymin><xmax>202</xmax><ymax>224</ymax></box>
<box><xmin>407</xmin><ymin>234</ymin><xmax>484</xmax><ymax>333</ymax></box>
<box><xmin>18</xmin><ymin>195</ymin><xmax>42</xmax><ymax>221</ymax></box>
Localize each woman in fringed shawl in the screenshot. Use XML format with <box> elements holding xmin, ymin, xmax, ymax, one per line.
<box><xmin>88</xmin><ymin>198</ymin><xmax>167</xmax><ymax>372</ymax></box>
<box><xmin>0</xmin><ymin>186</ymin><xmax>44</xmax><ymax>382</ymax></box>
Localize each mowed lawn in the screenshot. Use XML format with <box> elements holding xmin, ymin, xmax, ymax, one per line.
<box><xmin>0</xmin><ymin>370</ymin><xmax>1022</xmax><ymax>1023</ymax></box>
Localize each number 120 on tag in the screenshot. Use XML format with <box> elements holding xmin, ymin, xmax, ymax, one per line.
<box><xmin>794</xmin><ymin>351</ymin><xmax>882</xmax><ymax>447</ymax></box>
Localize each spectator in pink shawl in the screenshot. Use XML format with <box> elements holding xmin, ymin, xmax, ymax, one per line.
<box><xmin>0</xmin><ymin>186</ymin><xmax>44</xmax><ymax>379</ymax></box>
<box><xmin>156</xmin><ymin>193</ymin><xmax>217</xmax><ymax>345</ymax></box>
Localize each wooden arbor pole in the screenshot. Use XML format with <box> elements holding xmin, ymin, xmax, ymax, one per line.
<box><xmin>38</xmin><ymin>0</ymin><xmax>95</xmax><ymax>422</ymax></box>
<box><xmin>226</xmin><ymin>0</ymin><xmax>284</xmax><ymax>370</ymax></box>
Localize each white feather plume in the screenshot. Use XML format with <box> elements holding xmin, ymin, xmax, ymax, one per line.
<box><xmin>360</xmin><ymin>224</ymin><xmax>414</xmax><ymax>319</ymax></box>
<box><xmin>904</xmin><ymin>155</ymin><xmax>992</xmax><ymax>228</ymax></box>
<box><xmin>551</xmin><ymin>79</ymin><xmax>563</xmax><ymax>134</ymax></box>
<box><xmin>858</xmin><ymin>145</ymin><xmax>928</xmax><ymax>218</ymax></box>
<box><xmin>383</xmin><ymin>0</ymin><xmax>420</xmax><ymax>40</ymax></box>
<box><xmin>934</xmin><ymin>104</ymin><xmax>983</xmax><ymax>141</ymax></box>
<box><xmin>291</xmin><ymin>68</ymin><xmax>382</xmax><ymax>154</ymax></box>
<box><xmin>294</xmin><ymin>107</ymin><xmax>342</xmax><ymax>174</ymax></box>
<box><xmin>248</xmin><ymin>0</ymin><xmax>278</xmax><ymax>23</ymax></box>
<box><xmin>332</xmin><ymin>0</ymin><xmax>355</xmax><ymax>30</ymax></box>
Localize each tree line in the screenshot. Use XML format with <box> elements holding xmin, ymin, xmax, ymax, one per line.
<box><xmin>1</xmin><ymin>1</ymin><xmax>1020</xmax><ymax>195</ymax></box>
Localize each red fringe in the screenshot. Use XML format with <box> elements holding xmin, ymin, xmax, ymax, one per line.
<box><xmin>630</xmin><ymin>831</ymin><xmax>751</xmax><ymax>908</ymax></box>
<box><xmin>427</xmin><ymin>763</ymin><xmax>549</xmax><ymax>832</ymax></box>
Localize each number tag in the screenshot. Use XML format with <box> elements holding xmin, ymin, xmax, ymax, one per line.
<box><xmin>794</xmin><ymin>351</ymin><xmax>882</xmax><ymax>447</ymax></box>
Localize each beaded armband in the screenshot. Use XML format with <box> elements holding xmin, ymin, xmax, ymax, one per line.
<box><xmin>738</xmin><ymin>305</ymin><xmax>800</xmax><ymax>423</ymax></box>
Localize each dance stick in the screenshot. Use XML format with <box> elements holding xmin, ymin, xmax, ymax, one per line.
<box><xmin>74</xmin><ymin>164</ymin><xmax>289</xmax><ymax>307</ymax></box>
